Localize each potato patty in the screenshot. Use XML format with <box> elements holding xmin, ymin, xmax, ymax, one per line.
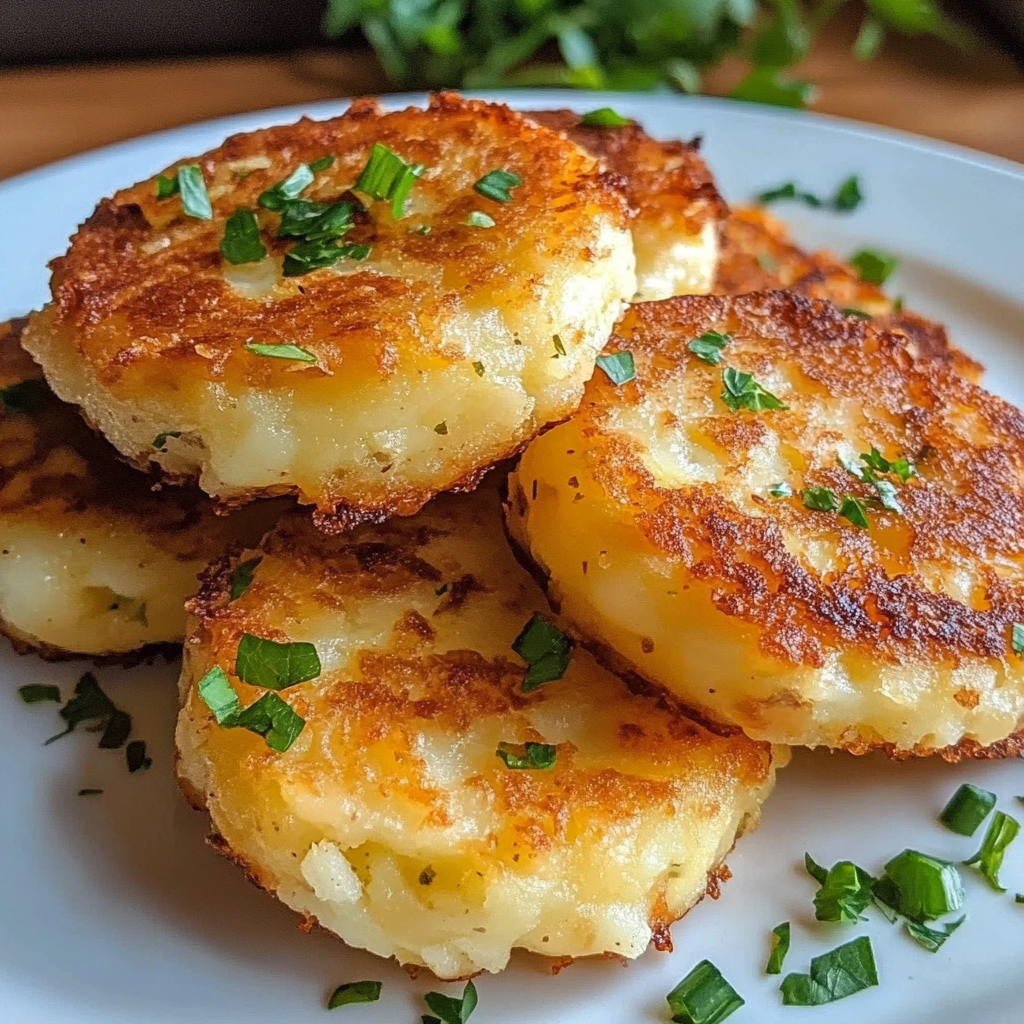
<box><xmin>175</xmin><ymin>481</ymin><xmax>781</xmax><ymax>978</ymax></box>
<box><xmin>24</xmin><ymin>94</ymin><xmax>635</xmax><ymax>531</ymax></box>
<box><xmin>528</xmin><ymin>109</ymin><xmax>726</xmax><ymax>301</ymax></box>
<box><xmin>0</xmin><ymin>318</ymin><xmax>282</xmax><ymax>659</ymax></box>
<box><xmin>716</xmin><ymin>206</ymin><xmax>978</xmax><ymax>377</ymax></box>
<box><xmin>507</xmin><ymin>291</ymin><xmax>1024</xmax><ymax>757</ymax></box>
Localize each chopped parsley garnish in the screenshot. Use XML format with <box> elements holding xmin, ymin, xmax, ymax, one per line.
<box><xmin>220</xmin><ymin>209</ymin><xmax>268</xmax><ymax>265</ymax></box>
<box><xmin>1013</xmin><ymin>623</ymin><xmax>1024</xmax><ymax>657</ymax></box>
<box><xmin>965</xmin><ymin>811</ymin><xmax>1020</xmax><ymax>891</ymax></box>
<box><xmin>769</xmin><ymin>482</ymin><xmax>792</xmax><ymax>498</ymax></box>
<box><xmin>496</xmin><ymin>741</ymin><xmax>557</xmax><ymax>770</ymax></box>
<box><xmin>766</xmin><ymin>922</ymin><xmax>790</xmax><ymax>975</ymax></box>
<box><xmin>810</xmin><ymin>859</ymin><xmax>875</xmax><ymax>923</ymax></box>
<box><xmin>235</xmin><ymin>633</ymin><xmax>322</xmax><ymax>690</ymax></box>
<box><xmin>410</xmin><ymin>224</ymin><xmax>432</xmax><ymax>235</ymax></box>
<box><xmin>196</xmin><ymin>665</ymin><xmax>242</xmax><ymax>725</ymax></box>
<box><xmin>230</xmin><ymin>557</ymin><xmax>262</xmax><ymax>601</ymax></box>
<box><xmin>245</xmin><ymin>343</ymin><xmax>318</xmax><ymax>363</ymax></box>
<box><xmin>328</xmin><ymin>981</ymin><xmax>382</xmax><ymax>1010</ymax></box>
<box><xmin>78</xmin><ymin>788</ymin><xmax>103</xmax><ymax>797</ymax></box>
<box><xmin>666</xmin><ymin>960</ymin><xmax>744</xmax><ymax>1024</ymax></box>
<box><xmin>474</xmin><ymin>169</ymin><xmax>522</xmax><ymax>204</ymax></box>
<box><xmin>277</xmin><ymin>198</ymin><xmax>354</xmax><ymax>240</ymax></box>
<box><xmin>720</xmin><ymin>367</ymin><xmax>787</xmax><ymax>413</ymax></box>
<box><xmin>354</xmin><ymin>142</ymin><xmax>424</xmax><ymax>218</ymax></box>
<box><xmin>258</xmin><ymin>163</ymin><xmax>323</xmax><ymax>211</ymax></box>
<box><xmin>423</xmin><ymin>980</ymin><xmax>478</xmax><ymax>1024</ymax></box>
<box><xmin>757</xmin><ymin>174</ymin><xmax>863</xmax><ymax>213</ymax></box>
<box><xmin>579</xmin><ymin>107</ymin><xmax>630</xmax><ymax>128</ymax></box>
<box><xmin>99</xmin><ymin>709</ymin><xmax>132</xmax><ymax>749</ymax></box>
<box><xmin>434</xmin><ymin>421</ymin><xmax>448</xmax><ymax>435</ymax></box>
<box><xmin>512</xmin><ymin>614</ymin><xmax>573</xmax><ymax>692</ymax></box>
<box><xmin>842</xmin><ymin>307</ymin><xmax>871</xmax><ymax>319</ymax></box>
<box><xmin>465</xmin><ymin>210</ymin><xmax>495</xmax><ymax>229</ymax></box>
<box><xmin>196</xmin><ymin>665</ymin><xmax>306</xmax><ymax>753</ymax></box>
<box><xmin>282</xmin><ymin>238</ymin><xmax>369</xmax><ymax>276</ymax></box>
<box><xmin>155</xmin><ymin>173</ymin><xmax>179</xmax><ymax>199</ymax></box>
<box><xmin>850</xmin><ymin>248</ymin><xmax>898</xmax><ymax>285</ymax></box>
<box><xmin>308</xmin><ymin>154</ymin><xmax>336</xmax><ymax>173</ymax></box>
<box><xmin>1</xmin><ymin>379</ymin><xmax>47</xmax><ymax>414</ymax></box>
<box><xmin>833</xmin><ymin>175</ymin><xmax>865</xmax><ymax>212</ymax></box>
<box><xmin>688</xmin><ymin>331</ymin><xmax>731</xmax><ymax>365</ymax></box>
<box><xmin>595</xmin><ymin>351</ymin><xmax>635</xmax><ymax>385</ymax></box>
<box><xmin>152</xmin><ymin>430</ymin><xmax>182</xmax><ymax>451</ymax></box>
<box><xmin>552</xmin><ymin>334</ymin><xmax>566</xmax><ymax>357</ymax></box>
<box><xmin>875</xmin><ymin>849</ymin><xmax>965</xmax><ymax>920</ymax></box>
<box><xmin>905</xmin><ymin>915</ymin><xmax>965</xmax><ymax>953</ymax></box>
<box><xmin>838</xmin><ymin>495</ymin><xmax>870</xmax><ymax>529</ymax></box>
<box><xmin>126</xmin><ymin>739</ymin><xmax>152</xmax><ymax>773</ymax></box>
<box><xmin>18</xmin><ymin>684</ymin><xmax>61</xmax><ymax>704</ymax></box>
<box><xmin>940</xmin><ymin>783</ymin><xmax>997</xmax><ymax>837</ymax></box>
<box><xmin>45</xmin><ymin>673</ymin><xmax>122</xmax><ymax>746</ymax></box>
<box><xmin>780</xmin><ymin>936</ymin><xmax>878</xmax><ymax>1006</ymax></box>
<box><xmin>176</xmin><ymin>165</ymin><xmax>213</xmax><ymax>220</ymax></box>
<box><xmin>472</xmin><ymin>361</ymin><xmax>485</xmax><ymax>377</ymax></box>
<box><xmin>804</xmin><ymin>852</ymin><xmax>828</xmax><ymax>884</ymax></box>
<box><xmin>802</xmin><ymin>487</ymin><xmax>839</xmax><ymax>513</ymax></box>
<box><xmin>860</xmin><ymin>446</ymin><xmax>915</xmax><ymax>482</ymax></box>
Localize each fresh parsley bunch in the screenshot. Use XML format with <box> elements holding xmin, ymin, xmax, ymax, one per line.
<box><xmin>322</xmin><ymin>0</ymin><xmax>968</xmax><ymax>107</ymax></box>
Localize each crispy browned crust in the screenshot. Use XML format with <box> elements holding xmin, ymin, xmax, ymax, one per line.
<box><xmin>844</xmin><ymin>728</ymin><xmax>1024</xmax><ymax>761</ymax></box>
<box><xmin>1</xmin><ymin>620</ymin><xmax>180</xmax><ymax>667</ymax></box>
<box><xmin>587</xmin><ymin>292</ymin><xmax>1024</xmax><ymax>670</ymax></box>
<box><xmin>51</xmin><ymin>93</ymin><xmax>629</xmax><ymax>380</ymax></box>
<box><xmin>0</xmin><ymin>318</ymin><xmax>233</xmax><ymax>549</ymax></box>
<box><xmin>526</xmin><ymin>109</ymin><xmax>728</xmax><ymax>237</ymax></box>
<box><xmin>715</xmin><ymin>207</ymin><xmax>982</xmax><ymax>379</ymax></box>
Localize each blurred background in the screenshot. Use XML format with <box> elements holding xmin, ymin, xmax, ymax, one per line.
<box><xmin>3</xmin><ymin>0</ymin><xmax>1023</xmax><ymax>179</ymax></box>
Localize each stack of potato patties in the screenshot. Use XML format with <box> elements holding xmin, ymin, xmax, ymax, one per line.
<box><xmin>8</xmin><ymin>93</ymin><xmax>1024</xmax><ymax>981</ymax></box>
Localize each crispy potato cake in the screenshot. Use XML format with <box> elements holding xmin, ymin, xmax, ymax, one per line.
<box><xmin>0</xmin><ymin>318</ymin><xmax>282</xmax><ymax>659</ymax></box>
<box><xmin>528</xmin><ymin>109</ymin><xmax>726</xmax><ymax>301</ymax></box>
<box><xmin>24</xmin><ymin>94</ymin><xmax>635</xmax><ymax>531</ymax></box>
<box><xmin>175</xmin><ymin>481</ymin><xmax>782</xmax><ymax>979</ymax></box>
<box><xmin>716</xmin><ymin>207</ymin><xmax>978</xmax><ymax>378</ymax></box>
<box><xmin>507</xmin><ymin>291</ymin><xmax>1024</xmax><ymax>757</ymax></box>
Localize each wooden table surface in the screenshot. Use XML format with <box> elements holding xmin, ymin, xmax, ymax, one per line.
<box><xmin>3</xmin><ymin>18</ymin><xmax>1024</xmax><ymax>183</ymax></box>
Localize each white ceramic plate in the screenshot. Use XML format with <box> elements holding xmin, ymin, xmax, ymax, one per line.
<box><xmin>1</xmin><ymin>91</ymin><xmax>1023</xmax><ymax>1024</ymax></box>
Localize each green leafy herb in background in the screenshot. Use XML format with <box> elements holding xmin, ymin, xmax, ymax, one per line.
<box><xmin>321</xmin><ymin>0</ymin><xmax>968</xmax><ymax>108</ymax></box>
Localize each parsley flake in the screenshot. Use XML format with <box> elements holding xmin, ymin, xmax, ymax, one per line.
<box><xmin>126</xmin><ymin>739</ymin><xmax>152</xmax><ymax>773</ymax></box>
<box><xmin>235</xmin><ymin>633</ymin><xmax>322</xmax><ymax>690</ymax></box>
<box><xmin>905</xmin><ymin>915</ymin><xmax>965</xmax><ymax>953</ymax></box>
<box><xmin>720</xmin><ymin>367</ymin><xmax>787</xmax><ymax>413</ymax></box>
<box><xmin>474</xmin><ymin>169</ymin><xmax>522</xmax><ymax>203</ymax></box>
<box><xmin>424</xmin><ymin>981</ymin><xmax>477</xmax><ymax>1024</ymax></box>
<box><xmin>245</xmin><ymin>343</ymin><xmax>318</xmax><ymax>363</ymax></box>
<box><xmin>496</xmin><ymin>741</ymin><xmax>557</xmax><ymax>770</ymax></box>
<box><xmin>809</xmin><ymin>859</ymin><xmax>875</xmax><ymax>923</ymax></box>
<box><xmin>259</xmin><ymin>164</ymin><xmax>316</xmax><ymax>211</ymax></box>
<box><xmin>155</xmin><ymin>174</ymin><xmax>179</xmax><ymax>200</ymax></box>
<box><xmin>850</xmin><ymin>248</ymin><xmax>898</xmax><ymax>285</ymax></box>
<box><xmin>78</xmin><ymin>788</ymin><xmax>103</xmax><ymax>797</ymax></box>
<box><xmin>176</xmin><ymin>165</ymin><xmax>212</xmax><ymax>220</ymax></box>
<box><xmin>802</xmin><ymin>487</ymin><xmax>839</xmax><ymax>513</ymax></box>
<box><xmin>328</xmin><ymin>981</ymin><xmax>382</xmax><ymax>1010</ymax></box>
<box><xmin>842</xmin><ymin>307</ymin><xmax>871</xmax><ymax>319</ymax></box>
<box><xmin>757</xmin><ymin>174</ymin><xmax>863</xmax><ymax>213</ymax></box>
<box><xmin>666</xmin><ymin>960</ymin><xmax>744</xmax><ymax>1024</ymax></box>
<box><xmin>1</xmin><ymin>379</ymin><xmax>47</xmax><ymax>414</ymax></box>
<box><xmin>465</xmin><ymin>210</ymin><xmax>495</xmax><ymax>229</ymax></box>
<box><xmin>579</xmin><ymin>107</ymin><xmax>630</xmax><ymax>127</ymax></box>
<box><xmin>780</xmin><ymin>936</ymin><xmax>878</xmax><ymax>1006</ymax></box>
<box><xmin>472</xmin><ymin>361</ymin><xmax>485</xmax><ymax>377</ymax></box>
<box><xmin>152</xmin><ymin>431</ymin><xmax>182</xmax><ymax>451</ymax></box>
<box><xmin>764</xmin><ymin>921</ymin><xmax>790</xmax><ymax>976</ymax></box>
<box><xmin>18</xmin><ymin>684</ymin><xmax>61</xmax><ymax>704</ymax></box>
<box><xmin>940</xmin><ymin>783</ymin><xmax>996</xmax><ymax>837</ymax></box>
<box><xmin>512</xmin><ymin>614</ymin><xmax>572</xmax><ymax>692</ymax></box>
<box><xmin>876</xmin><ymin>849</ymin><xmax>965</xmax><ymax>920</ymax></box>
<box><xmin>552</xmin><ymin>334</ymin><xmax>566</xmax><ymax>357</ymax></box>
<box><xmin>839</xmin><ymin>495</ymin><xmax>870</xmax><ymax>529</ymax></box>
<box><xmin>220</xmin><ymin>209</ymin><xmax>267</xmax><ymax>265</ymax></box>
<box><xmin>354</xmin><ymin>143</ymin><xmax>424</xmax><ymax>218</ymax></box>
<box><xmin>1012</xmin><ymin>623</ymin><xmax>1024</xmax><ymax>657</ymax></box>
<box><xmin>688</xmin><ymin>331</ymin><xmax>731</xmax><ymax>365</ymax></box>
<box><xmin>965</xmin><ymin>811</ymin><xmax>1020</xmax><ymax>891</ymax></box>
<box><xmin>595</xmin><ymin>351</ymin><xmax>635</xmax><ymax>385</ymax></box>
<box><xmin>769</xmin><ymin>482</ymin><xmax>792</xmax><ymax>498</ymax></box>
<box><xmin>229</xmin><ymin>557</ymin><xmax>262</xmax><ymax>601</ymax></box>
